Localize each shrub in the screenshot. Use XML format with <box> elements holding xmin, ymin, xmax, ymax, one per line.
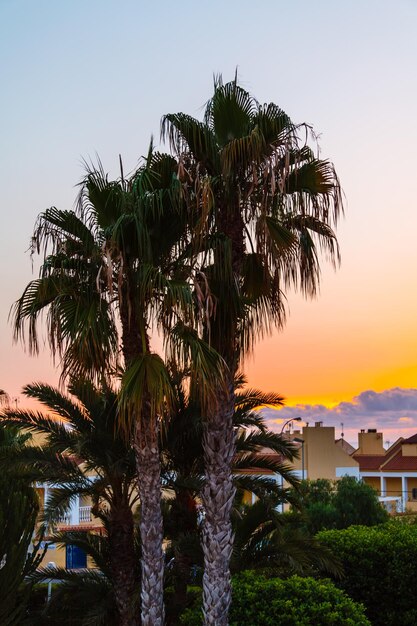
<box><xmin>180</xmin><ymin>572</ymin><xmax>370</xmax><ymax>625</ymax></box>
<box><xmin>319</xmin><ymin>522</ymin><xmax>417</xmax><ymax>626</ymax></box>
<box><xmin>295</xmin><ymin>477</ymin><xmax>388</xmax><ymax>533</ymax></box>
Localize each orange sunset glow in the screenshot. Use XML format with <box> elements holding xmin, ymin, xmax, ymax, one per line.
<box><xmin>1</xmin><ymin>1</ymin><xmax>417</xmax><ymax>448</ymax></box>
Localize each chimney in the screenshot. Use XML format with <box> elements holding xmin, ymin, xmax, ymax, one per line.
<box><xmin>357</xmin><ymin>429</ymin><xmax>384</xmax><ymax>455</ymax></box>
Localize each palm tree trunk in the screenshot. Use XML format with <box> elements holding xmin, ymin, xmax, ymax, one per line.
<box><xmin>201</xmin><ymin>382</ymin><xmax>236</xmax><ymax>626</ymax></box>
<box><xmin>108</xmin><ymin>501</ymin><xmax>140</xmax><ymax>626</ymax></box>
<box><xmin>134</xmin><ymin>419</ymin><xmax>165</xmax><ymax>626</ymax></box>
<box><xmin>200</xmin><ymin>205</ymin><xmax>242</xmax><ymax>625</ymax></box>
<box><xmin>121</xmin><ymin>297</ymin><xmax>165</xmax><ymax>626</ymax></box>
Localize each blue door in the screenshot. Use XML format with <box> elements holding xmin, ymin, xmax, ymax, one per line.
<box><xmin>66</xmin><ymin>544</ymin><xmax>87</xmax><ymax>569</ymax></box>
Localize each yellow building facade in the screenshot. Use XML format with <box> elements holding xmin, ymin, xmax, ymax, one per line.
<box><xmin>353</xmin><ymin>430</ymin><xmax>417</xmax><ymax>513</ymax></box>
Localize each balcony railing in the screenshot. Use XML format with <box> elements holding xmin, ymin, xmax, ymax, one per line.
<box><xmin>57</xmin><ymin>505</ymin><xmax>92</xmax><ymax>525</ymax></box>
<box><xmin>79</xmin><ymin>505</ymin><xmax>92</xmax><ymax>522</ymax></box>
<box><xmin>58</xmin><ymin>512</ymin><xmax>71</xmax><ymax>525</ymax></box>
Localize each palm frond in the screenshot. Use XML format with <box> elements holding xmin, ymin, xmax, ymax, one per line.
<box><xmin>161</xmin><ymin>113</ymin><xmax>219</xmax><ymax>174</ymax></box>
<box><xmin>205</xmin><ymin>79</ymin><xmax>257</xmax><ymax>147</ymax></box>
<box><xmin>118</xmin><ymin>352</ymin><xmax>175</xmax><ymax>430</ymax></box>
<box><xmin>235</xmin><ymin>387</ymin><xmax>285</xmax><ymax>413</ymax></box>
<box><xmin>23</xmin><ymin>382</ymin><xmax>88</xmax><ymax>426</ymax></box>
<box><xmin>234</xmin><ymin>474</ymin><xmax>294</xmax><ymax>504</ymax></box>
<box><xmin>0</xmin><ymin>444</ymin><xmax>82</xmax><ymax>484</ymax></box>
<box><xmin>41</xmin><ymin>481</ymin><xmax>94</xmax><ymax>526</ymax></box>
<box><xmin>285</xmin><ymin>158</ymin><xmax>343</xmax><ymax>225</ymax></box>
<box><xmin>31</xmin><ymin>564</ymin><xmax>116</xmax><ymax>626</ymax></box>
<box><xmin>252</xmin><ymin>102</ymin><xmax>294</xmax><ymax>148</ymax></box>
<box><xmin>167</xmin><ymin>321</ymin><xmax>227</xmax><ymax>407</ymax></box>
<box><xmin>236</xmin><ymin>430</ymin><xmax>298</xmax><ymax>460</ymax></box>
<box><xmin>33</xmin><ymin>207</ymin><xmax>96</xmax><ymax>254</ymax></box>
<box><xmin>0</xmin><ymin>408</ymin><xmax>80</xmax><ymax>451</ymax></box>
<box><xmin>48</xmin><ymin>530</ymin><xmax>110</xmax><ymax>574</ymax></box>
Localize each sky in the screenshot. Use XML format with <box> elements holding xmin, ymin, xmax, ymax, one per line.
<box><xmin>1</xmin><ymin>0</ymin><xmax>417</xmax><ymax>445</ymax></box>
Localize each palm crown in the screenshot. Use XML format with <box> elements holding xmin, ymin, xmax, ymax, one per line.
<box><xmin>163</xmin><ymin>76</ymin><xmax>342</xmax><ymax>358</ymax></box>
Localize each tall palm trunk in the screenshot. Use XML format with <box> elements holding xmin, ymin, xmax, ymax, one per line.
<box><xmin>121</xmin><ymin>298</ymin><xmax>165</xmax><ymax>626</ymax></box>
<box><xmin>108</xmin><ymin>499</ymin><xmax>140</xmax><ymax>626</ymax></box>
<box><xmin>134</xmin><ymin>418</ymin><xmax>165</xmax><ymax>626</ymax></box>
<box><xmin>201</xmin><ymin>207</ymin><xmax>243</xmax><ymax>625</ymax></box>
<box><xmin>201</xmin><ymin>379</ymin><xmax>236</xmax><ymax>626</ymax></box>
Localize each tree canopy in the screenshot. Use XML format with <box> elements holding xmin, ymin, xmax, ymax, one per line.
<box><xmin>294</xmin><ymin>477</ymin><xmax>388</xmax><ymax>534</ymax></box>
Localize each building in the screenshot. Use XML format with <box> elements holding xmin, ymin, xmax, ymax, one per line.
<box><xmin>36</xmin><ymin>475</ymin><xmax>102</xmax><ymax>569</ymax></box>
<box><xmin>353</xmin><ymin>429</ymin><xmax>417</xmax><ymax>512</ymax></box>
<box><xmin>242</xmin><ymin>421</ymin><xmax>359</xmax><ymax>509</ymax></box>
<box><xmin>288</xmin><ymin>421</ymin><xmax>359</xmax><ymax>481</ymax></box>
<box><xmin>245</xmin><ymin>422</ymin><xmax>417</xmax><ymax>515</ymax></box>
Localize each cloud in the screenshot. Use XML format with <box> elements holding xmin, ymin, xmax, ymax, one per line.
<box><xmin>261</xmin><ymin>388</ymin><xmax>417</xmax><ymax>445</ymax></box>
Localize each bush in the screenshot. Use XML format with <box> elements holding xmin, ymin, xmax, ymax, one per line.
<box><xmin>180</xmin><ymin>572</ymin><xmax>370</xmax><ymax>625</ymax></box>
<box><xmin>319</xmin><ymin>522</ymin><xmax>417</xmax><ymax>626</ymax></box>
<box><xmin>295</xmin><ymin>477</ymin><xmax>388</xmax><ymax>533</ymax></box>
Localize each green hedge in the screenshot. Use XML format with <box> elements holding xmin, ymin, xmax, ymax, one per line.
<box><xmin>180</xmin><ymin>572</ymin><xmax>370</xmax><ymax>626</ymax></box>
<box><xmin>319</xmin><ymin>522</ymin><xmax>417</xmax><ymax>626</ymax></box>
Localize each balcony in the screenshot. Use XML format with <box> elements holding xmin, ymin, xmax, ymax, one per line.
<box><xmin>57</xmin><ymin>505</ymin><xmax>92</xmax><ymax>526</ymax></box>
<box><xmin>58</xmin><ymin>512</ymin><xmax>71</xmax><ymax>525</ymax></box>
<box><xmin>79</xmin><ymin>505</ymin><xmax>92</xmax><ymax>523</ymax></box>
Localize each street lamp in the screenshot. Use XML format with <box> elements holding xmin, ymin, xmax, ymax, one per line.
<box><xmin>293</xmin><ymin>437</ymin><xmax>305</xmax><ymax>480</ymax></box>
<box><xmin>46</xmin><ymin>561</ymin><xmax>56</xmax><ymax>602</ymax></box>
<box><xmin>280</xmin><ymin>416</ymin><xmax>302</xmax><ymax>434</ymax></box>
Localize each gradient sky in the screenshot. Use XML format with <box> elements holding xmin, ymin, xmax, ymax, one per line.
<box><xmin>1</xmin><ymin>0</ymin><xmax>417</xmax><ymax>445</ymax></box>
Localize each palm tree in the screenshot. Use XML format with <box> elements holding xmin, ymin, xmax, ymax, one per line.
<box><xmin>1</xmin><ymin>380</ymin><xmax>140</xmax><ymax>626</ymax></box>
<box><xmin>0</xmin><ymin>424</ymin><xmax>44</xmax><ymax>626</ymax></box>
<box><xmin>11</xmin><ymin>152</ymin><xmax>217</xmax><ymax>625</ymax></box>
<box><xmin>29</xmin><ymin>529</ymin><xmax>139</xmax><ymax>625</ymax></box>
<box><xmin>162</xmin><ymin>75</ymin><xmax>343</xmax><ymax>624</ymax></box>
<box><xmin>161</xmin><ymin>374</ymin><xmax>299</xmax><ymax>623</ymax></box>
<box><xmin>231</xmin><ymin>498</ymin><xmax>342</xmax><ymax>578</ymax></box>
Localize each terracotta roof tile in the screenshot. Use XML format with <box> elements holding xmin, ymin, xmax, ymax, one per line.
<box><xmin>382</xmin><ymin>452</ymin><xmax>417</xmax><ymax>471</ymax></box>
<box><xmin>352</xmin><ymin>454</ymin><xmax>386</xmax><ymax>470</ymax></box>
<box><xmin>386</xmin><ymin>439</ymin><xmax>404</xmax><ymax>456</ymax></box>
<box><xmin>54</xmin><ymin>524</ymin><xmax>103</xmax><ymax>533</ymax></box>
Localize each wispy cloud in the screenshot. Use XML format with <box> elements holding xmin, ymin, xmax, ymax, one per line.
<box><xmin>261</xmin><ymin>388</ymin><xmax>417</xmax><ymax>445</ymax></box>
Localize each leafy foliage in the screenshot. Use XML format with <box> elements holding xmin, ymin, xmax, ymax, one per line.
<box><xmin>294</xmin><ymin>476</ymin><xmax>388</xmax><ymax>533</ymax></box>
<box><xmin>27</xmin><ymin>530</ymin><xmax>136</xmax><ymax>625</ymax></box>
<box><xmin>319</xmin><ymin>521</ymin><xmax>417</xmax><ymax>626</ymax></box>
<box><xmin>0</xmin><ymin>426</ymin><xmax>45</xmax><ymax>626</ymax></box>
<box><xmin>163</xmin><ymin>75</ymin><xmax>343</xmax><ymax>358</ymax></box>
<box><xmin>0</xmin><ymin>381</ymin><xmax>140</xmax><ymax>626</ymax></box>
<box><xmin>180</xmin><ymin>572</ymin><xmax>370</xmax><ymax>626</ymax></box>
<box><xmin>231</xmin><ymin>499</ymin><xmax>342</xmax><ymax>579</ymax></box>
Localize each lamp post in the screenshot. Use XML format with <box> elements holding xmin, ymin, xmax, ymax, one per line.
<box><xmin>293</xmin><ymin>437</ymin><xmax>305</xmax><ymax>480</ymax></box>
<box><xmin>46</xmin><ymin>561</ymin><xmax>56</xmax><ymax>603</ymax></box>
<box><xmin>280</xmin><ymin>416</ymin><xmax>302</xmax><ymax>434</ymax></box>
